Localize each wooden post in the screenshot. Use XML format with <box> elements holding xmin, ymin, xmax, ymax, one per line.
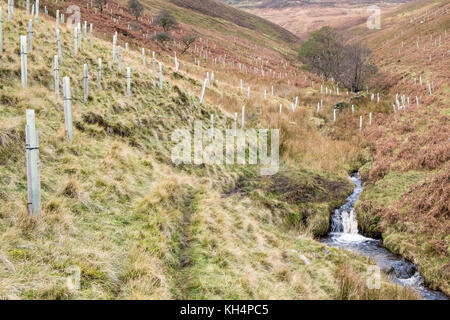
<box><xmin>200</xmin><ymin>79</ymin><xmax>207</xmax><ymax>103</ymax></box>
<box><xmin>83</xmin><ymin>64</ymin><xmax>88</xmax><ymax>103</ymax></box>
<box><xmin>369</xmin><ymin>112</ymin><xmax>372</xmax><ymax>125</ymax></box>
<box><xmin>54</xmin><ymin>55</ymin><xmax>59</xmax><ymax>98</ymax></box>
<box><xmin>20</xmin><ymin>35</ymin><xmax>28</xmax><ymax>88</ymax></box>
<box><xmin>126</xmin><ymin>67</ymin><xmax>131</xmax><ymax>97</ymax></box>
<box><xmin>97</xmin><ymin>58</ymin><xmax>102</xmax><ymax>89</ymax></box>
<box><xmin>359</xmin><ymin>116</ymin><xmax>362</xmax><ymax>131</ymax></box>
<box><xmin>159</xmin><ymin>62</ymin><xmax>163</xmax><ymax>90</ymax></box>
<box><xmin>63</xmin><ymin>77</ymin><xmax>73</xmax><ymax>141</ymax></box>
<box><xmin>25</xmin><ymin>109</ymin><xmax>41</xmax><ymax>217</ymax></box>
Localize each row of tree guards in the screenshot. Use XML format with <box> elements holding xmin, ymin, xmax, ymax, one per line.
<box><xmin>9</xmin><ymin>1</ymin><xmax>440</xmax><ymax>217</ymax></box>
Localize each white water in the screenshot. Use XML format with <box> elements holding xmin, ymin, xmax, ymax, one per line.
<box><xmin>341</xmin><ymin>209</ymin><xmax>358</xmax><ymax>234</ymax></box>
<box><xmin>323</xmin><ymin>173</ymin><xmax>448</xmax><ymax>300</ymax></box>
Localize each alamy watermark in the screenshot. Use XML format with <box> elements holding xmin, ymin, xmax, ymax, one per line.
<box><xmin>366</xmin><ymin>265</ymin><xmax>381</xmax><ymax>290</ymax></box>
<box><xmin>171</xmin><ymin>121</ymin><xmax>279</xmax><ymax>175</ymax></box>
<box><xmin>66</xmin><ymin>265</ymin><xmax>81</xmax><ymax>291</ymax></box>
<box><xmin>367</xmin><ymin>5</ymin><xmax>381</xmax><ymax>30</ymax></box>
<box><xmin>66</xmin><ymin>5</ymin><xmax>80</xmax><ymax>29</ymax></box>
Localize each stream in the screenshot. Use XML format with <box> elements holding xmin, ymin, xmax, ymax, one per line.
<box><xmin>322</xmin><ymin>173</ymin><xmax>448</xmax><ymax>300</ymax></box>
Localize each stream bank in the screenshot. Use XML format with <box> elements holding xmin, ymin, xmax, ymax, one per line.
<box><xmin>322</xmin><ymin>174</ymin><xmax>448</xmax><ymax>300</ymax></box>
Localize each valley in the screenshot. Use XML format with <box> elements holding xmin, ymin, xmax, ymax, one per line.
<box><xmin>0</xmin><ymin>0</ymin><xmax>448</xmax><ymax>301</ymax></box>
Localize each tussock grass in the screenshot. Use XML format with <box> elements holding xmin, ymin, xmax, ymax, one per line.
<box><xmin>0</xmin><ymin>5</ymin><xmax>416</xmax><ymax>300</ymax></box>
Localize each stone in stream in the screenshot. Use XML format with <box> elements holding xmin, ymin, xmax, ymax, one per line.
<box><xmin>388</xmin><ymin>261</ymin><xmax>418</xmax><ymax>279</ymax></box>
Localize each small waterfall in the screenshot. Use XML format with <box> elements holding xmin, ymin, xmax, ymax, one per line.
<box><xmin>341</xmin><ymin>209</ymin><xmax>358</xmax><ymax>234</ymax></box>
<box><xmin>323</xmin><ymin>173</ymin><xmax>449</xmax><ymax>300</ymax></box>
<box><xmin>330</xmin><ymin>174</ymin><xmax>363</xmax><ymax>234</ymax></box>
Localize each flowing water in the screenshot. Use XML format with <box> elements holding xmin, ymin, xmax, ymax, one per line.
<box><xmin>322</xmin><ymin>173</ymin><xmax>448</xmax><ymax>300</ymax></box>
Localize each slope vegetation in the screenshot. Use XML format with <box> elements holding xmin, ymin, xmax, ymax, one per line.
<box><xmin>346</xmin><ymin>0</ymin><xmax>450</xmax><ymax>295</ymax></box>
<box><xmin>0</xmin><ymin>3</ymin><xmax>419</xmax><ymax>299</ymax></box>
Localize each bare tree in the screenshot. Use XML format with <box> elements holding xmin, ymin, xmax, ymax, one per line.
<box><xmin>154</xmin><ymin>10</ymin><xmax>178</xmax><ymax>32</ymax></box>
<box><xmin>180</xmin><ymin>33</ymin><xmax>198</xmax><ymax>55</ymax></box>
<box><xmin>153</xmin><ymin>32</ymin><xmax>172</xmax><ymax>44</ymax></box>
<box><xmin>95</xmin><ymin>0</ymin><xmax>108</xmax><ymax>13</ymax></box>
<box><xmin>341</xmin><ymin>44</ymin><xmax>378</xmax><ymax>92</ymax></box>
<box><xmin>298</xmin><ymin>27</ymin><xmax>345</xmax><ymax>80</ymax></box>
<box><xmin>128</xmin><ymin>0</ymin><xmax>144</xmax><ymax>21</ymax></box>
<box><xmin>298</xmin><ymin>26</ymin><xmax>377</xmax><ymax>92</ymax></box>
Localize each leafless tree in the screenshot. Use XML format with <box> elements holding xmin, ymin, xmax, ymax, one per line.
<box><xmin>128</xmin><ymin>0</ymin><xmax>144</xmax><ymax>21</ymax></box>
<box><xmin>341</xmin><ymin>44</ymin><xmax>378</xmax><ymax>92</ymax></box>
<box><xmin>95</xmin><ymin>0</ymin><xmax>108</xmax><ymax>13</ymax></box>
<box><xmin>154</xmin><ymin>10</ymin><xmax>178</xmax><ymax>32</ymax></box>
<box><xmin>153</xmin><ymin>32</ymin><xmax>172</xmax><ymax>44</ymax></box>
<box><xmin>298</xmin><ymin>27</ymin><xmax>345</xmax><ymax>80</ymax></box>
<box><xmin>180</xmin><ymin>33</ymin><xmax>198</xmax><ymax>55</ymax></box>
<box><xmin>298</xmin><ymin>26</ymin><xmax>377</xmax><ymax>92</ymax></box>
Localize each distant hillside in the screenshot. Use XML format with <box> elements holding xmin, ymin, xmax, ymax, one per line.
<box><xmin>347</xmin><ymin>0</ymin><xmax>450</xmax><ymax>295</ymax></box>
<box><xmin>221</xmin><ymin>0</ymin><xmax>410</xmax><ymax>9</ymax></box>
<box><xmin>168</xmin><ymin>0</ymin><xmax>299</xmax><ymax>44</ymax></box>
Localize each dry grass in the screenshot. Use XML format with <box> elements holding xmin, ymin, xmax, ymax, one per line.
<box><xmin>0</xmin><ymin>4</ymin><xmax>418</xmax><ymax>300</ymax></box>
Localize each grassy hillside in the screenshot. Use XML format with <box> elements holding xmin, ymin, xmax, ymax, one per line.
<box><xmin>168</xmin><ymin>0</ymin><xmax>299</xmax><ymax>44</ymax></box>
<box><xmin>0</xmin><ymin>3</ymin><xmax>419</xmax><ymax>299</ymax></box>
<box><xmin>340</xmin><ymin>0</ymin><xmax>450</xmax><ymax>295</ymax></box>
<box><xmin>221</xmin><ymin>0</ymin><xmax>410</xmax><ymax>9</ymax></box>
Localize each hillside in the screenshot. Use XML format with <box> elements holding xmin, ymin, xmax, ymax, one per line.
<box><xmin>221</xmin><ymin>0</ymin><xmax>410</xmax><ymax>9</ymax></box>
<box><xmin>168</xmin><ymin>0</ymin><xmax>299</xmax><ymax>45</ymax></box>
<box><xmin>331</xmin><ymin>0</ymin><xmax>449</xmax><ymax>295</ymax></box>
<box><xmin>224</xmin><ymin>0</ymin><xmax>409</xmax><ymax>39</ymax></box>
<box><xmin>0</xmin><ymin>1</ymin><xmax>422</xmax><ymax>300</ymax></box>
